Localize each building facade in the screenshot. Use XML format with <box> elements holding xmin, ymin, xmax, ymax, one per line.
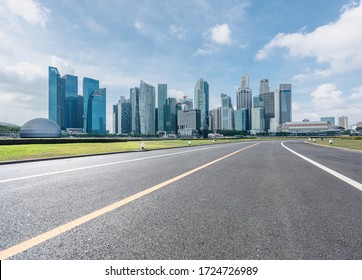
<box><xmin>139</xmin><ymin>80</ymin><xmax>156</xmax><ymax>135</ymax></box>
<box><xmin>48</xmin><ymin>67</ymin><xmax>65</xmax><ymax>129</ymax></box>
<box><xmin>221</xmin><ymin>93</ymin><xmax>234</xmax><ymax>130</ymax></box>
<box><xmin>338</xmin><ymin>116</ymin><xmax>348</xmax><ymax>129</ymax></box>
<box><xmin>209</xmin><ymin>107</ymin><xmax>221</xmax><ymax>131</ymax></box>
<box><xmin>177</xmin><ymin>109</ymin><xmax>201</xmax><ymax>136</ymax></box>
<box><xmin>87</xmin><ymin>88</ymin><xmax>106</xmax><ymax>134</ymax></box>
<box><xmin>63</xmin><ymin>74</ymin><xmax>78</xmax><ymax>129</ymax></box>
<box><xmin>236</xmin><ymin>74</ymin><xmax>252</xmax><ymax>130</ymax></box>
<box><xmin>234</xmin><ymin>109</ymin><xmax>249</xmax><ymax>131</ymax></box>
<box><xmin>83</xmin><ymin>77</ymin><xmax>100</xmax><ymax>133</ymax></box>
<box><xmin>157</xmin><ymin>84</ymin><xmax>167</xmax><ymax>132</ymax></box>
<box><xmin>194</xmin><ymin>78</ymin><xmax>209</xmax><ymax>129</ymax></box>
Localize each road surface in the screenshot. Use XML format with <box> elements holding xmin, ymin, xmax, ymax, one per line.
<box><xmin>0</xmin><ymin>140</ymin><xmax>361</xmax><ymax>259</ymax></box>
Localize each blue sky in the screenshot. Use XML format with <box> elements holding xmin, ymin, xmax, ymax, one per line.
<box><xmin>1</xmin><ymin>0</ymin><xmax>361</xmax><ymax>129</ymax></box>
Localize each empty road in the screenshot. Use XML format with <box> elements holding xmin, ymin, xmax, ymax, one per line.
<box><xmin>0</xmin><ymin>140</ymin><xmax>361</xmax><ymax>259</ymax></box>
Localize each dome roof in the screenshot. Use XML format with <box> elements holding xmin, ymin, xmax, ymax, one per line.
<box><xmin>20</xmin><ymin>118</ymin><xmax>61</xmax><ymax>138</ymax></box>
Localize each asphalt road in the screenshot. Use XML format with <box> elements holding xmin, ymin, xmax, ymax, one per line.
<box><xmin>0</xmin><ymin>140</ymin><xmax>361</xmax><ymax>259</ymax></box>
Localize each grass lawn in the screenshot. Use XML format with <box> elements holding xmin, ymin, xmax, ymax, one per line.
<box><xmin>309</xmin><ymin>137</ymin><xmax>362</xmax><ymax>151</ymax></box>
<box><xmin>0</xmin><ymin>138</ymin><xmax>251</xmax><ymax>162</ymax></box>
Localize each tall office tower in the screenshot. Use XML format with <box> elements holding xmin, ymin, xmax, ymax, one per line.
<box><xmin>178</xmin><ymin>96</ymin><xmax>193</xmax><ymax>111</ymax></box>
<box><xmin>87</xmin><ymin>88</ymin><xmax>106</xmax><ymax>134</ymax></box>
<box><xmin>77</xmin><ymin>95</ymin><xmax>84</xmax><ymax>129</ymax></box>
<box><xmin>139</xmin><ymin>80</ymin><xmax>156</xmax><ymax>135</ymax></box>
<box><xmin>259</xmin><ymin>79</ymin><xmax>270</xmax><ymax>95</ymax></box>
<box><xmin>130</xmin><ymin>87</ymin><xmax>140</xmax><ymax>135</ymax></box>
<box><xmin>321</xmin><ymin>117</ymin><xmax>335</xmax><ymax>126</ymax></box>
<box><xmin>269</xmin><ymin>88</ymin><xmax>280</xmax><ymax>132</ymax></box>
<box><xmin>236</xmin><ymin>74</ymin><xmax>252</xmax><ymax>130</ymax></box>
<box><xmin>114</xmin><ymin>96</ymin><xmax>132</xmax><ymax>135</ymax></box>
<box><xmin>83</xmin><ymin>77</ymin><xmax>100</xmax><ymax>132</ymax></box>
<box><xmin>164</xmin><ymin>97</ymin><xmax>177</xmax><ymax>134</ymax></box>
<box><xmin>251</xmin><ymin>107</ymin><xmax>265</xmax><ymax>132</ymax></box>
<box><xmin>157</xmin><ymin>84</ymin><xmax>167</xmax><ymax>132</ymax></box>
<box><xmin>209</xmin><ymin>107</ymin><xmax>221</xmax><ymax>130</ymax></box>
<box><xmin>63</xmin><ymin>74</ymin><xmax>78</xmax><ymax>129</ymax></box>
<box><xmin>338</xmin><ymin>116</ymin><xmax>348</xmax><ymax>129</ymax></box>
<box><xmin>279</xmin><ymin>84</ymin><xmax>292</xmax><ymax>124</ymax></box>
<box><xmin>194</xmin><ymin>78</ymin><xmax>209</xmax><ymax>128</ymax></box>
<box><xmin>263</xmin><ymin>91</ymin><xmax>275</xmax><ymax>131</ymax></box>
<box><xmin>221</xmin><ymin>93</ymin><xmax>234</xmax><ymax>130</ymax></box>
<box><xmin>234</xmin><ymin>109</ymin><xmax>249</xmax><ymax>131</ymax></box>
<box><xmin>113</xmin><ymin>104</ymin><xmax>118</xmax><ymax>134</ymax></box>
<box><xmin>253</xmin><ymin>95</ymin><xmax>264</xmax><ymax>108</ymax></box>
<box><xmin>48</xmin><ymin>66</ymin><xmax>65</xmax><ymax>129</ymax></box>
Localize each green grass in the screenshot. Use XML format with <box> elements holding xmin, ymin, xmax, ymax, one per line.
<box><xmin>0</xmin><ymin>138</ymin><xmax>251</xmax><ymax>162</ymax></box>
<box><xmin>309</xmin><ymin>137</ymin><xmax>362</xmax><ymax>150</ymax></box>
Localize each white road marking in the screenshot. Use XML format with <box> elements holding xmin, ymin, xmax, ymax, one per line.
<box><xmin>281</xmin><ymin>141</ymin><xmax>362</xmax><ymax>192</ymax></box>
<box><xmin>0</xmin><ymin>142</ymin><xmax>250</xmax><ymax>184</ymax></box>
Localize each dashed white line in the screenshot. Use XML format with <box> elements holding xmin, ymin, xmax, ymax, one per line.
<box><xmin>281</xmin><ymin>141</ymin><xmax>362</xmax><ymax>192</ymax></box>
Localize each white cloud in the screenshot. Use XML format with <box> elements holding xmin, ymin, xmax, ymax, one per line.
<box><xmin>292</xmin><ymin>83</ymin><xmax>362</xmax><ymax>123</ymax></box>
<box><xmin>84</xmin><ymin>17</ymin><xmax>109</xmax><ymax>36</ymax></box>
<box><xmin>193</xmin><ymin>44</ymin><xmax>219</xmax><ymax>57</ymax></box>
<box><xmin>211</xmin><ymin>23</ymin><xmax>231</xmax><ymax>45</ymax></box>
<box><xmin>5</xmin><ymin>62</ymin><xmax>46</xmax><ymax>82</ymax></box>
<box><xmin>349</xmin><ymin>85</ymin><xmax>362</xmax><ymax>100</ymax></box>
<box><xmin>168</xmin><ymin>89</ymin><xmax>187</xmax><ymax>100</ymax></box>
<box><xmin>134</xmin><ymin>20</ymin><xmax>145</xmax><ymax>32</ymax></box>
<box><xmin>255</xmin><ymin>2</ymin><xmax>362</xmax><ymax>76</ymax></box>
<box><xmin>169</xmin><ymin>25</ymin><xmax>186</xmax><ymax>40</ymax></box>
<box><xmin>2</xmin><ymin>0</ymin><xmax>49</xmax><ymax>27</ymax></box>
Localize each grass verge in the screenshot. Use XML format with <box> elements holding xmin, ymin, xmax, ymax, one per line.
<box><xmin>309</xmin><ymin>137</ymin><xmax>362</xmax><ymax>151</ymax></box>
<box><xmin>0</xmin><ymin>139</ymin><xmax>252</xmax><ymax>162</ymax></box>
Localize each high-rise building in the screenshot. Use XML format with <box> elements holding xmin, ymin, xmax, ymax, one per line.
<box><xmin>87</xmin><ymin>88</ymin><xmax>106</xmax><ymax>134</ymax></box>
<box><xmin>263</xmin><ymin>91</ymin><xmax>274</xmax><ymax>131</ymax></box>
<box><xmin>279</xmin><ymin>84</ymin><xmax>292</xmax><ymax>124</ymax></box>
<box><xmin>177</xmin><ymin>109</ymin><xmax>201</xmax><ymax>136</ymax></box>
<box><xmin>221</xmin><ymin>93</ymin><xmax>234</xmax><ymax>130</ymax></box>
<box><xmin>113</xmin><ymin>104</ymin><xmax>118</xmax><ymax>134</ymax></box>
<box><xmin>209</xmin><ymin>107</ymin><xmax>221</xmax><ymax>131</ymax></box>
<box><xmin>234</xmin><ymin>109</ymin><xmax>249</xmax><ymax>131</ymax></box>
<box><xmin>236</xmin><ymin>74</ymin><xmax>252</xmax><ymax>130</ymax></box>
<box><xmin>114</xmin><ymin>96</ymin><xmax>132</xmax><ymax>135</ymax></box>
<box><xmin>259</xmin><ymin>79</ymin><xmax>270</xmax><ymax>95</ymax></box>
<box><xmin>338</xmin><ymin>116</ymin><xmax>348</xmax><ymax>129</ymax></box>
<box><xmin>130</xmin><ymin>87</ymin><xmax>140</xmax><ymax>135</ymax></box>
<box><xmin>157</xmin><ymin>84</ymin><xmax>167</xmax><ymax>132</ymax></box>
<box><xmin>251</xmin><ymin>107</ymin><xmax>265</xmax><ymax>132</ymax></box>
<box><xmin>139</xmin><ymin>80</ymin><xmax>156</xmax><ymax>135</ymax></box>
<box><xmin>77</xmin><ymin>95</ymin><xmax>84</xmax><ymax>129</ymax></box>
<box><xmin>164</xmin><ymin>97</ymin><xmax>177</xmax><ymax>134</ymax></box>
<box><xmin>63</xmin><ymin>74</ymin><xmax>78</xmax><ymax>129</ymax></box>
<box><xmin>83</xmin><ymin>77</ymin><xmax>100</xmax><ymax>132</ymax></box>
<box><xmin>48</xmin><ymin>66</ymin><xmax>65</xmax><ymax>129</ymax></box>
<box><xmin>194</xmin><ymin>78</ymin><xmax>209</xmax><ymax>129</ymax></box>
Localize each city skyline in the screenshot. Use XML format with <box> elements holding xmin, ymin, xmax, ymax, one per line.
<box><xmin>1</xmin><ymin>0</ymin><xmax>361</xmax><ymax>129</ymax></box>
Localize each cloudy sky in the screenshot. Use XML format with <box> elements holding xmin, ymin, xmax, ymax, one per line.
<box><xmin>1</xmin><ymin>0</ymin><xmax>361</xmax><ymax>129</ymax></box>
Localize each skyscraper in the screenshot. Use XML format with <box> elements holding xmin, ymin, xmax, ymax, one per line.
<box><xmin>63</xmin><ymin>74</ymin><xmax>78</xmax><ymax>129</ymax></box>
<box><xmin>251</xmin><ymin>107</ymin><xmax>265</xmax><ymax>132</ymax></box>
<box><xmin>221</xmin><ymin>93</ymin><xmax>234</xmax><ymax>130</ymax></box>
<box><xmin>194</xmin><ymin>78</ymin><xmax>209</xmax><ymax>129</ymax></box>
<box><xmin>130</xmin><ymin>87</ymin><xmax>140</xmax><ymax>135</ymax></box>
<box><xmin>178</xmin><ymin>96</ymin><xmax>193</xmax><ymax>111</ymax></box>
<box><xmin>263</xmin><ymin>91</ymin><xmax>275</xmax><ymax>131</ymax></box>
<box><xmin>209</xmin><ymin>107</ymin><xmax>221</xmax><ymax>131</ymax></box>
<box><xmin>87</xmin><ymin>88</ymin><xmax>106</xmax><ymax>134</ymax></box>
<box><xmin>236</xmin><ymin>74</ymin><xmax>252</xmax><ymax>130</ymax></box>
<box><xmin>259</xmin><ymin>79</ymin><xmax>270</xmax><ymax>95</ymax></box>
<box><xmin>48</xmin><ymin>66</ymin><xmax>65</xmax><ymax>129</ymax></box>
<box><xmin>234</xmin><ymin>109</ymin><xmax>249</xmax><ymax>131</ymax></box>
<box><xmin>139</xmin><ymin>80</ymin><xmax>156</xmax><ymax>135</ymax></box>
<box><xmin>164</xmin><ymin>97</ymin><xmax>177</xmax><ymax>134</ymax></box>
<box><xmin>114</xmin><ymin>96</ymin><xmax>132</xmax><ymax>135</ymax></box>
<box><xmin>279</xmin><ymin>84</ymin><xmax>292</xmax><ymax>124</ymax></box>
<box><xmin>157</xmin><ymin>84</ymin><xmax>167</xmax><ymax>132</ymax></box>
<box><xmin>113</xmin><ymin>104</ymin><xmax>118</xmax><ymax>134</ymax></box>
<box><xmin>83</xmin><ymin>77</ymin><xmax>100</xmax><ymax>132</ymax></box>
<box><xmin>338</xmin><ymin>116</ymin><xmax>348</xmax><ymax>129</ymax></box>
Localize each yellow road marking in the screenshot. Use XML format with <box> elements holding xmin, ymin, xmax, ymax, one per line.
<box><xmin>0</xmin><ymin>143</ymin><xmax>258</xmax><ymax>259</ymax></box>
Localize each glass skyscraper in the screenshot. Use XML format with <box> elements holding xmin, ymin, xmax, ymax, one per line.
<box><xmin>48</xmin><ymin>67</ymin><xmax>65</xmax><ymax>129</ymax></box>
<box><xmin>221</xmin><ymin>93</ymin><xmax>234</xmax><ymax>130</ymax></box>
<box><xmin>63</xmin><ymin>74</ymin><xmax>78</xmax><ymax>129</ymax></box>
<box><xmin>139</xmin><ymin>80</ymin><xmax>156</xmax><ymax>135</ymax></box>
<box><xmin>87</xmin><ymin>88</ymin><xmax>106</xmax><ymax>134</ymax></box>
<box><xmin>130</xmin><ymin>87</ymin><xmax>140</xmax><ymax>135</ymax></box>
<box><xmin>236</xmin><ymin>75</ymin><xmax>252</xmax><ymax>130</ymax></box>
<box><xmin>164</xmin><ymin>97</ymin><xmax>177</xmax><ymax>134</ymax></box>
<box><xmin>157</xmin><ymin>84</ymin><xmax>167</xmax><ymax>132</ymax></box>
<box><xmin>279</xmin><ymin>84</ymin><xmax>292</xmax><ymax>124</ymax></box>
<box><xmin>83</xmin><ymin>77</ymin><xmax>100</xmax><ymax>132</ymax></box>
<box><xmin>194</xmin><ymin>78</ymin><xmax>209</xmax><ymax>129</ymax></box>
